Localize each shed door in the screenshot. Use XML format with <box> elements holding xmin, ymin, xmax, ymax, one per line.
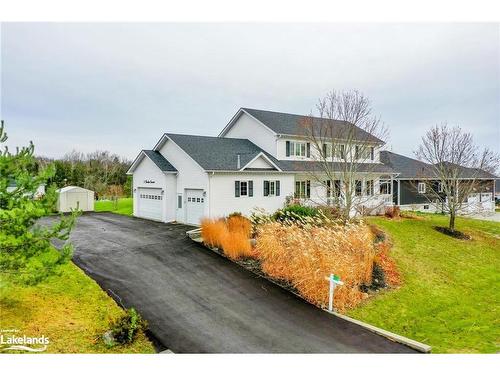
<box><xmin>185</xmin><ymin>189</ymin><xmax>204</xmax><ymax>225</ymax></box>
<box><xmin>67</xmin><ymin>192</ymin><xmax>89</xmax><ymax>211</ymax></box>
<box><xmin>137</xmin><ymin>188</ymin><xmax>163</xmax><ymax>221</ymax></box>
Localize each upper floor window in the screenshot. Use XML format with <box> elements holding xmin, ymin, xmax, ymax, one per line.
<box><xmin>286</xmin><ymin>141</ymin><xmax>310</xmax><ymax>158</ymax></box>
<box><xmin>355</xmin><ymin>145</ymin><xmax>375</xmax><ymax>160</ymax></box>
<box><xmin>322</xmin><ymin>143</ymin><xmax>345</xmax><ymax>159</ymax></box>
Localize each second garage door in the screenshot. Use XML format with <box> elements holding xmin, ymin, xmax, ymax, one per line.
<box><xmin>138</xmin><ymin>188</ymin><xmax>163</xmax><ymax>221</ymax></box>
<box><xmin>185</xmin><ymin>189</ymin><xmax>204</xmax><ymax>225</ymax></box>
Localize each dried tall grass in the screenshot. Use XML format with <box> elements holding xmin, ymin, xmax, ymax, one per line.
<box><xmin>256</xmin><ymin>221</ymin><xmax>375</xmax><ymax>312</ymax></box>
<box><xmin>201</xmin><ymin>216</ymin><xmax>254</xmax><ymax>260</ymax></box>
<box><xmin>200</xmin><ymin>218</ymin><xmax>227</xmax><ymax>248</ymax></box>
<box><xmin>226</xmin><ymin>215</ymin><xmax>252</xmax><ymax>238</ymax></box>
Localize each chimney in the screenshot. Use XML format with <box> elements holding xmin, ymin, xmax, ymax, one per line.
<box><xmin>237</xmin><ymin>154</ymin><xmax>241</xmax><ymax>169</ymax></box>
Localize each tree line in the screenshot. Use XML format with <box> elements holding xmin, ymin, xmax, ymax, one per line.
<box><xmin>37</xmin><ymin>150</ymin><xmax>132</xmax><ymax>199</ymax></box>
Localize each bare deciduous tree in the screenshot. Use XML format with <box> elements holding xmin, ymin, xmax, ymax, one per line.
<box><xmin>415</xmin><ymin>123</ymin><xmax>498</xmax><ymax>232</ymax></box>
<box><xmin>299</xmin><ymin>89</ymin><xmax>389</xmax><ymax>222</ymax></box>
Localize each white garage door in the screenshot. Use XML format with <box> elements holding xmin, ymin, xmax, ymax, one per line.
<box><xmin>67</xmin><ymin>192</ymin><xmax>89</xmax><ymax>211</ymax></box>
<box><xmin>186</xmin><ymin>189</ymin><xmax>205</xmax><ymax>225</ymax></box>
<box><xmin>138</xmin><ymin>188</ymin><xmax>163</xmax><ymax>221</ymax></box>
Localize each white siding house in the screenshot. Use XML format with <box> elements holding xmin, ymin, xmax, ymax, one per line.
<box><xmin>127</xmin><ymin>133</ymin><xmax>294</xmax><ymax>225</ymax></box>
<box><xmin>128</xmin><ymin>107</ymin><xmax>496</xmax><ymax>224</ymax></box>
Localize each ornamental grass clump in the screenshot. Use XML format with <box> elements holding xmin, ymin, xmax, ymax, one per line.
<box><xmin>256</xmin><ymin>219</ymin><xmax>375</xmax><ymax>312</ymax></box>
<box><xmin>200</xmin><ymin>218</ymin><xmax>228</xmax><ymax>248</ymax></box>
<box><xmin>201</xmin><ymin>215</ymin><xmax>254</xmax><ymax>260</ymax></box>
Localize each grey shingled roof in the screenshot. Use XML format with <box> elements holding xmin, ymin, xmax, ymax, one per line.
<box><xmin>142</xmin><ymin>150</ymin><xmax>177</xmax><ymax>172</ymax></box>
<box><xmin>242</xmin><ymin>108</ymin><xmax>384</xmax><ymax>144</ymax></box>
<box><xmin>278</xmin><ymin>160</ymin><xmax>395</xmax><ymax>174</ymax></box>
<box><xmin>380</xmin><ymin>151</ymin><xmax>497</xmax><ymax>179</ymax></box>
<box><xmin>165</xmin><ymin>133</ymin><xmax>280</xmax><ymax>171</ymax></box>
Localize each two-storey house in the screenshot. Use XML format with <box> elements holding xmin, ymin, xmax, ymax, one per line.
<box><xmin>127</xmin><ymin>108</ymin><xmax>496</xmax><ymax>224</ymax></box>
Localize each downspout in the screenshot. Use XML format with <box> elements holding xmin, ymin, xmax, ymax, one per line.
<box><xmin>208</xmin><ymin>171</ymin><xmax>215</xmax><ymax>218</ymax></box>
<box><xmin>397</xmin><ymin>178</ymin><xmax>401</xmax><ymax>206</ymax></box>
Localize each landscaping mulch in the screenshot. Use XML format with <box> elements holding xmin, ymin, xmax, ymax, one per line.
<box><xmin>433</xmin><ymin>226</ymin><xmax>471</xmax><ymax>240</ymax></box>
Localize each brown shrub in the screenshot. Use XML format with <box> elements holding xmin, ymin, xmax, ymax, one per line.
<box><xmin>374</xmin><ymin>240</ymin><xmax>401</xmax><ymax>287</ymax></box>
<box><xmin>384</xmin><ymin>206</ymin><xmax>400</xmax><ymax>219</ymax></box>
<box><xmin>255</xmin><ymin>221</ymin><xmax>375</xmax><ymax>312</ymax></box>
<box><xmin>201</xmin><ymin>216</ymin><xmax>254</xmax><ymax>260</ymax></box>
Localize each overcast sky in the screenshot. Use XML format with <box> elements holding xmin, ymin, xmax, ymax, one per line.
<box><xmin>1</xmin><ymin>23</ymin><xmax>499</xmax><ymax>160</ymax></box>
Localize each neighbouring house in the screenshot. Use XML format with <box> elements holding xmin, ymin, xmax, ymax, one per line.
<box><xmin>6</xmin><ymin>180</ymin><xmax>46</xmax><ymax>198</ymax></box>
<box><xmin>57</xmin><ymin>186</ymin><xmax>95</xmax><ymax>212</ymax></box>
<box><xmin>380</xmin><ymin>151</ymin><xmax>497</xmax><ymax>214</ymax></box>
<box><xmin>127</xmin><ymin>107</ymin><xmax>497</xmax><ymax>224</ymax></box>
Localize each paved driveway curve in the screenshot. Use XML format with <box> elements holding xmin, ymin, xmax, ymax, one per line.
<box><xmin>55</xmin><ymin>212</ymin><xmax>416</xmax><ymax>353</ymax></box>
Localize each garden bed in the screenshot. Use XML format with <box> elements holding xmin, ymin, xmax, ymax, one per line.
<box><xmin>197</xmin><ymin>209</ymin><xmax>401</xmax><ymax>313</ymax></box>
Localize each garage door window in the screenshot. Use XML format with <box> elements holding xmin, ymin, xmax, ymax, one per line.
<box><xmin>140</xmin><ymin>193</ymin><xmax>162</xmax><ymax>200</ymax></box>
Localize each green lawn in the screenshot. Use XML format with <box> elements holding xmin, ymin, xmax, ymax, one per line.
<box><xmin>95</xmin><ymin>198</ymin><xmax>133</xmax><ymax>216</ymax></box>
<box><xmin>349</xmin><ymin>213</ymin><xmax>499</xmax><ymax>353</ymax></box>
<box><xmin>0</xmin><ymin>261</ymin><xmax>155</xmax><ymax>353</ymax></box>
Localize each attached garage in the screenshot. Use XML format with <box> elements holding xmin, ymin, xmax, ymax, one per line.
<box><xmin>57</xmin><ymin>186</ymin><xmax>94</xmax><ymax>212</ymax></box>
<box><xmin>137</xmin><ymin>187</ymin><xmax>163</xmax><ymax>221</ymax></box>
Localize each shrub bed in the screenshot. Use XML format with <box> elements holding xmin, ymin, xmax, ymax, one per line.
<box><xmin>255</xmin><ymin>219</ymin><xmax>375</xmax><ymax>312</ymax></box>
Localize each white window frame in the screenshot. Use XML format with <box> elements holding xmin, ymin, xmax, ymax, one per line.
<box><xmin>355</xmin><ymin>180</ymin><xmax>362</xmax><ymax>196</ymax></box>
<box><xmin>295</xmin><ymin>180</ymin><xmax>310</xmax><ymax>198</ymax></box>
<box><xmin>365</xmin><ymin>180</ymin><xmax>374</xmax><ymax>196</ymax></box>
<box><xmin>240</xmin><ymin>181</ymin><xmax>248</xmax><ymax>196</ymax></box>
<box><xmin>269</xmin><ymin>181</ymin><xmax>275</xmax><ymax>196</ymax></box>
<box><xmin>438</xmin><ymin>182</ymin><xmax>444</xmax><ymax>193</ymax></box>
<box><xmin>290</xmin><ymin>141</ymin><xmax>307</xmax><ymax>157</ymax></box>
<box><xmin>418</xmin><ymin>182</ymin><xmax>426</xmax><ymax>194</ymax></box>
<box><xmin>379</xmin><ymin>179</ymin><xmax>391</xmax><ymax>195</ymax></box>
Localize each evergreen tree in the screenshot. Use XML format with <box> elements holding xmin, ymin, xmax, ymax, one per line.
<box><xmin>0</xmin><ymin>121</ymin><xmax>78</xmax><ymax>284</ymax></box>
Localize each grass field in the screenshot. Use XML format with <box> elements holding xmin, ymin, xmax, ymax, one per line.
<box><xmin>95</xmin><ymin>198</ymin><xmax>133</xmax><ymax>216</ymax></box>
<box><xmin>348</xmin><ymin>213</ymin><xmax>500</xmax><ymax>353</ymax></box>
<box><xmin>0</xmin><ymin>261</ymin><xmax>155</xmax><ymax>353</ymax></box>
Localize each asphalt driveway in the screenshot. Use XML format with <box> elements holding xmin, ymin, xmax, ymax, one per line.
<box><xmin>50</xmin><ymin>212</ymin><xmax>417</xmax><ymax>353</ymax></box>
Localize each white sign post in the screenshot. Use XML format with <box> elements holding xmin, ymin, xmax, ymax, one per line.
<box><xmin>325</xmin><ymin>274</ymin><xmax>344</xmax><ymax>312</ymax></box>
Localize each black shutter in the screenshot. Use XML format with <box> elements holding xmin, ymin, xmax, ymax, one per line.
<box><xmin>286</xmin><ymin>141</ymin><xmax>290</xmax><ymax>157</ymax></box>
<box><xmin>263</xmin><ymin>180</ymin><xmax>269</xmax><ymax>196</ymax></box>
<box><xmin>326</xmin><ymin>180</ymin><xmax>331</xmax><ymax>197</ymax></box>
<box><xmin>370</xmin><ymin>147</ymin><xmax>374</xmax><ymax>160</ymax></box>
<box><xmin>306</xmin><ymin>180</ymin><xmax>311</xmax><ymax>198</ymax></box>
<box><xmin>322</xmin><ymin>143</ymin><xmax>327</xmax><ymax>158</ymax></box>
<box><xmin>235</xmin><ymin>181</ymin><xmax>240</xmax><ymax>197</ymax></box>
<box><xmin>248</xmin><ymin>181</ymin><xmax>253</xmax><ymax>197</ymax></box>
<box><xmin>306</xmin><ymin>142</ymin><xmax>311</xmax><ymax>157</ymax></box>
<box><xmin>276</xmin><ymin>180</ymin><xmax>280</xmax><ymax>196</ymax></box>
